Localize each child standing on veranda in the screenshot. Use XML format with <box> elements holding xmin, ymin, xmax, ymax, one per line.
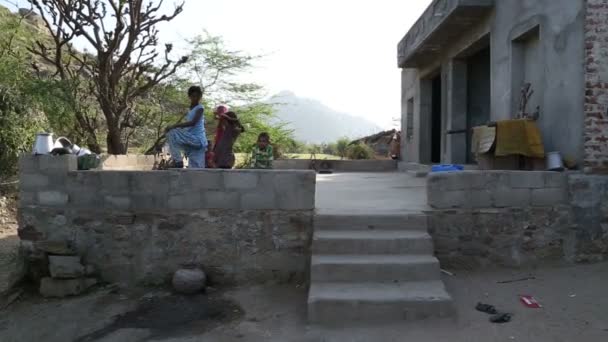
<box><xmin>250</xmin><ymin>132</ymin><xmax>274</xmax><ymax>169</ymax></box>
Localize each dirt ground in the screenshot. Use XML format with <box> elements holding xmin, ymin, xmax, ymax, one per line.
<box><xmin>1</xmin><ymin>262</ymin><xmax>607</xmax><ymax>342</ymax></box>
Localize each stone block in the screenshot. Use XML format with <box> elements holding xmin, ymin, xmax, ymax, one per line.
<box><xmin>104</xmin><ymin>196</ymin><xmax>132</xmax><ymax>210</ymax></box>
<box><xmin>224</xmin><ymin>172</ymin><xmax>259</xmax><ymax>190</ymax></box>
<box><xmin>169</xmin><ymin>170</ymin><xmax>223</xmax><ymax>194</ymax></box>
<box><xmin>19</xmin><ymin>190</ymin><xmax>37</xmax><ymax>206</ymax></box>
<box><xmin>19</xmin><ymin>173</ymin><xmax>49</xmax><ymax>190</ymax></box>
<box><xmin>274</xmin><ymin>173</ymin><xmax>315</xmax><ymax>210</ymax></box>
<box><xmin>168</xmin><ymin>193</ymin><xmax>204</xmax><ymax>210</ymax></box>
<box><xmin>509</xmin><ymin>172</ymin><xmax>545</xmax><ymax>189</ymax></box>
<box><xmin>428</xmin><ymin>173</ymin><xmax>471</xmax><ymax>191</ymax></box>
<box><xmin>38</xmin><ymin>155</ymin><xmax>77</xmax><ymax>173</ymax></box>
<box><xmin>470</xmin><ymin>190</ymin><xmax>492</xmax><ymax>208</ymax></box>
<box><xmin>35</xmin><ymin>241</ymin><xmax>76</xmax><ymax>256</ymax></box>
<box><xmin>130</xmin><ymin>194</ymin><xmax>167</xmax><ymax>211</ymax></box>
<box><xmin>99</xmin><ymin>172</ymin><xmax>130</xmax><ymax>195</ymax></box>
<box><xmin>428</xmin><ymin>190</ymin><xmax>469</xmax><ymax>209</ymax></box>
<box><xmin>241</xmin><ymin>192</ymin><xmax>277</xmax><ymax>210</ymax></box>
<box><xmin>494</xmin><ymin>189</ymin><xmax>531</xmax><ymax>208</ymax></box>
<box><xmin>18</xmin><ymin>155</ymin><xmax>39</xmax><ymax>172</ymax></box>
<box><xmin>203</xmin><ymin>191</ymin><xmax>240</xmax><ymax>209</ymax></box>
<box><xmin>130</xmin><ymin>171</ymin><xmax>170</xmax><ymax>194</ymax></box>
<box><xmin>39</xmin><ymin>277</ymin><xmax>97</xmax><ymax>298</ymax></box>
<box><xmin>544</xmin><ymin>172</ymin><xmax>567</xmax><ymax>188</ymax></box>
<box><xmin>531</xmin><ymin>188</ymin><xmax>567</xmax><ymax>207</ymax></box>
<box><xmin>49</xmin><ymin>256</ymin><xmax>85</xmax><ymax>279</ymax></box>
<box><xmin>38</xmin><ymin>191</ymin><xmax>69</xmax><ymax>206</ymax></box>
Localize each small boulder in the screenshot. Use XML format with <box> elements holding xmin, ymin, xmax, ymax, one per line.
<box><xmin>35</xmin><ymin>240</ymin><xmax>76</xmax><ymax>256</ymax></box>
<box><xmin>49</xmin><ymin>256</ymin><xmax>85</xmax><ymax>279</ymax></box>
<box><xmin>172</xmin><ymin>268</ymin><xmax>206</xmax><ymax>294</ymax></box>
<box><xmin>39</xmin><ymin>277</ymin><xmax>97</xmax><ymax>298</ymax></box>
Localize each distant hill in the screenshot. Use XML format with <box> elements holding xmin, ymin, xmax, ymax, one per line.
<box><xmin>268</xmin><ymin>91</ymin><xmax>382</xmax><ymax>144</ymax></box>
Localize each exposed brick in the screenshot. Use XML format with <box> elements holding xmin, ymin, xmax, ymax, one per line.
<box><xmin>584</xmin><ymin>0</ymin><xmax>608</xmax><ymax>170</ymax></box>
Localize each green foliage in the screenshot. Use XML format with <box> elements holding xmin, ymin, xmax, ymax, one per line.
<box><xmin>346</xmin><ymin>143</ymin><xmax>374</xmax><ymax>160</ymax></box>
<box><xmin>0</xmin><ymin>12</ymin><xmax>47</xmax><ymax>178</ymax></box>
<box><xmin>335</xmin><ymin>137</ymin><xmax>350</xmax><ymax>159</ymax></box>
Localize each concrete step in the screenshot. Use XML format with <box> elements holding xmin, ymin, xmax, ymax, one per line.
<box><xmin>311</xmin><ymin>254</ymin><xmax>440</xmax><ymax>282</ymax></box>
<box><xmin>313</xmin><ymin>230</ymin><xmax>433</xmax><ymax>255</ymax></box>
<box><xmin>308</xmin><ymin>281</ymin><xmax>454</xmax><ymax>324</ymax></box>
<box><xmin>314</xmin><ymin>214</ymin><xmax>428</xmax><ymax>232</ymax></box>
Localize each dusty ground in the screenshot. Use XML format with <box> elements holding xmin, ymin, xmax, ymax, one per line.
<box><xmin>1</xmin><ymin>262</ymin><xmax>607</xmax><ymax>342</ymax></box>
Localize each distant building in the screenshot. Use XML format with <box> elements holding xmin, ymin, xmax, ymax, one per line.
<box><xmin>397</xmin><ymin>0</ymin><xmax>608</xmax><ymax>170</ymax></box>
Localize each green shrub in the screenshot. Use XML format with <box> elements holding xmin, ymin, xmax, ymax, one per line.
<box><xmin>346</xmin><ymin>143</ymin><xmax>374</xmax><ymax>160</ymax></box>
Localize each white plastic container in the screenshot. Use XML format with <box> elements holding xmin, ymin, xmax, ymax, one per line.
<box><xmin>546</xmin><ymin>151</ymin><xmax>564</xmax><ymax>171</ymax></box>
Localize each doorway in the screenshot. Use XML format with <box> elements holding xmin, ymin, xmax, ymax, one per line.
<box><xmin>466</xmin><ymin>47</ymin><xmax>491</xmax><ymax>163</ymax></box>
<box><xmin>431</xmin><ymin>75</ymin><xmax>442</xmax><ymax>163</ymax></box>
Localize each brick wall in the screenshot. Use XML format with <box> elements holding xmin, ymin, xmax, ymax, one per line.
<box><xmin>585</xmin><ymin>0</ymin><xmax>608</xmax><ymax>169</ymax></box>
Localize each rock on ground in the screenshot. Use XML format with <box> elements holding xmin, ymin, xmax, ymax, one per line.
<box><xmin>39</xmin><ymin>277</ymin><xmax>97</xmax><ymax>298</ymax></box>
<box><xmin>49</xmin><ymin>256</ymin><xmax>85</xmax><ymax>279</ymax></box>
<box><xmin>172</xmin><ymin>269</ymin><xmax>206</xmax><ymax>294</ymax></box>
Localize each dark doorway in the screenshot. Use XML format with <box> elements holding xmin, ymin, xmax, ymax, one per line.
<box><xmin>466</xmin><ymin>47</ymin><xmax>491</xmax><ymax>163</ymax></box>
<box><xmin>431</xmin><ymin>75</ymin><xmax>442</xmax><ymax>163</ymax></box>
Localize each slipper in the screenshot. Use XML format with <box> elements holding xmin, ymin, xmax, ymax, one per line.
<box><xmin>476</xmin><ymin>302</ymin><xmax>498</xmax><ymax>315</ymax></box>
<box><xmin>490</xmin><ymin>313</ymin><xmax>513</xmax><ymax>323</ymax></box>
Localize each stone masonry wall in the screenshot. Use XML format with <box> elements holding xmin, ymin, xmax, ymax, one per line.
<box><xmin>426</xmin><ymin>171</ymin><xmax>608</xmax><ymax>268</ymax></box>
<box><xmin>585</xmin><ymin>0</ymin><xmax>608</xmax><ymax>170</ymax></box>
<box><xmin>18</xmin><ymin>155</ymin><xmax>316</xmax><ymax>287</ymax></box>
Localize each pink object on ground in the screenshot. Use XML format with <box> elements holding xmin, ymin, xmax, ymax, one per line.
<box><xmin>519</xmin><ymin>295</ymin><xmax>542</xmax><ymax>308</ymax></box>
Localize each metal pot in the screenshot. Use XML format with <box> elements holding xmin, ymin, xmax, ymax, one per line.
<box><xmin>33</xmin><ymin>133</ymin><xmax>54</xmax><ymax>155</ymax></box>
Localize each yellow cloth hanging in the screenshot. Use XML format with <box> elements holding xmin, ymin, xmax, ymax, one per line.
<box><xmin>495</xmin><ymin>119</ymin><xmax>545</xmax><ymax>158</ymax></box>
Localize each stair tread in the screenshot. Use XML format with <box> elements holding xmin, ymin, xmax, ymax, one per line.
<box><xmin>312</xmin><ymin>254</ymin><xmax>438</xmax><ymax>265</ymax></box>
<box><xmin>309</xmin><ymin>281</ymin><xmax>452</xmax><ymax>302</ymax></box>
<box><xmin>315</xmin><ymin>230</ymin><xmax>430</xmax><ymax>240</ymax></box>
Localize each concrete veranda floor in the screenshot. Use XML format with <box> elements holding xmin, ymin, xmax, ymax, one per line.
<box><xmin>315</xmin><ymin>172</ymin><xmax>429</xmax><ymax>215</ymax></box>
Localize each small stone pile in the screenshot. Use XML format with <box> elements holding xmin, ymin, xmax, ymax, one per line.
<box><xmin>33</xmin><ymin>241</ymin><xmax>97</xmax><ymax>298</ymax></box>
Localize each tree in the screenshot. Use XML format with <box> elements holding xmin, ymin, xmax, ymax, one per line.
<box><xmin>346</xmin><ymin>143</ymin><xmax>374</xmax><ymax>160</ymax></box>
<box><xmin>28</xmin><ymin>0</ymin><xmax>188</xmax><ymax>154</ymax></box>
<box><xmin>336</xmin><ymin>137</ymin><xmax>350</xmax><ymax>159</ymax></box>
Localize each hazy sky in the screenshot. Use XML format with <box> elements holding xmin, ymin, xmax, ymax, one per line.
<box><xmin>6</xmin><ymin>0</ymin><xmax>432</xmax><ymax>128</ymax></box>
<box><xmin>159</xmin><ymin>0</ymin><xmax>432</xmax><ymax>128</ymax></box>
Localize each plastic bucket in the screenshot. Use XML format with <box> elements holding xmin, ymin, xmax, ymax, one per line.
<box><xmin>546</xmin><ymin>152</ymin><xmax>564</xmax><ymax>171</ymax></box>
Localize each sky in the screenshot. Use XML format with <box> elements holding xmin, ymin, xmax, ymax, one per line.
<box><xmin>157</xmin><ymin>0</ymin><xmax>432</xmax><ymax>128</ymax></box>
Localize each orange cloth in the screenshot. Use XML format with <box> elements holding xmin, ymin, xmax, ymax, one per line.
<box><xmin>495</xmin><ymin>119</ymin><xmax>545</xmax><ymax>158</ymax></box>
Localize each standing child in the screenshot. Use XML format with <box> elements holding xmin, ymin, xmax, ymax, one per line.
<box><xmin>214</xmin><ymin>111</ymin><xmax>245</xmax><ymax>169</ymax></box>
<box><xmin>250</xmin><ymin>132</ymin><xmax>274</xmax><ymax>169</ymax></box>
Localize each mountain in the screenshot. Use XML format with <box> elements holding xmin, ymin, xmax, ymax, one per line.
<box><xmin>268</xmin><ymin>91</ymin><xmax>382</xmax><ymax>144</ymax></box>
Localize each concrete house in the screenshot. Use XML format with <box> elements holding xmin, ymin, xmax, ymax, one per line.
<box><xmin>397</xmin><ymin>0</ymin><xmax>608</xmax><ymax>171</ymax></box>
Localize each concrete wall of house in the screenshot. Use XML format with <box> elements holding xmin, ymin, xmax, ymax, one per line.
<box><xmin>426</xmin><ymin>171</ymin><xmax>608</xmax><ymax>268</ymax></box>
<box><xmin>401</xmin><ymin>0</ymin><xmax>586</xmax><ymax>164</ymax></box>
<box><xmin>584</xmin><ymin>0</ymin><xmax>608</xmax><ymax>169</ymax></box>
<box><xmin>491</xmin><ymin>0</ymin><xmax>586</xmax><ymax>163</ymax></box>
<box><xmin>18</xmin><ymin>155</ymin><xmax>316</xmax><ymax>287</ymax></box>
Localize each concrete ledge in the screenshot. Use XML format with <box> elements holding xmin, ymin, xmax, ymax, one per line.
<box><xmin>100</xmin><ymin>155</ymin><xmax>158</xmax><ymax>170</ymax></box>
<box><xmin>273</xmin><ymin>160</ymin><xmax>397</xmax><ymax>172</ymax></box>
<box><xmin>18</xmin><ymin>156</ymin><xmax>316</xmax><ymax>211</ymax></box>
<box><xmin>427</xmin><ymin>171</ymin><xmax>568</xmax><ymax>209</ymax></box>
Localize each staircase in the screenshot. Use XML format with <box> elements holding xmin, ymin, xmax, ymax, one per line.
<box><xmin>307</xmin><ymin>214</ymin><xmax>454</xmax><ymax>325</ymax></box>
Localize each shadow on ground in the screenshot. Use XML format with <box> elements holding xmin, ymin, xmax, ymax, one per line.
<box><xmin>75</xmin><ymin>291</ymin><xmax>243</xmax><ymax>341</ymax></box>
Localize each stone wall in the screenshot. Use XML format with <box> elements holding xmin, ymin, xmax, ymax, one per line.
<box><xmin>426</xmin><ymin>171</ymin><xmax>608</xmax><ymax>268</ymax></box>
<box><xmin>584</xmin><ymin>0</ymin><xmax>608</xmax><ymax>170</ymax></box>
<box><xmin>18</xmin><ymin>155</ymin><xmax>316</xmax><ymax>287</ymax></box>
<box><xmin>273</xmin><ymin>159</ymin><xmax>397</xmax><ymax>172</ymax></box>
